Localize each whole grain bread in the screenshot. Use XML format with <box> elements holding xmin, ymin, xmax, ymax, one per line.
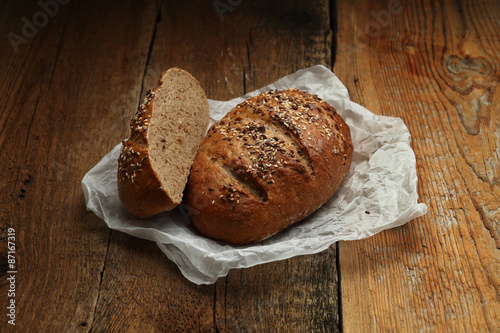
<box><xmin>118</xmin><ymin>68</ymin><xmax>209</xmax><ymax>218</ymax></box>
<box><xmin>185</xmin><ymin>89</ymin><xmax>353</xmax><ymax>244</ymax></box>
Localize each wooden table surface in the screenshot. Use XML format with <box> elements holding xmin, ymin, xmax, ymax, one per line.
<box><xmin>1</xmin><ymin>0</ymin><xmax>499</xmax><ymax>332</ymax></box>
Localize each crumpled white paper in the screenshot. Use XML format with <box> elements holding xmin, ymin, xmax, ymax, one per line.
<box><xmin>82</xmin><ymin>65</ymin><xmax>427</xmax><ymax>285</ymax></box>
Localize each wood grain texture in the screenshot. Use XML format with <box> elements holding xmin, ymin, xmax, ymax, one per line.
<box><xmin>5</xmin><ymin>0</ymin><xmax>496</xmax><ymax>331</ymax></box>
<box><xmin>335</xmin><ymin>0</ymin><xmax>500</xmax><ymax>331</ymax></box>
<box><xmin>0</xmin><ymin>0</ymin><xmax>159</xmax><ymax>331</ymax></box>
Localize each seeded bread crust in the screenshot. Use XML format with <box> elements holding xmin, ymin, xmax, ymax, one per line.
<box><xmin>118</xmin><ymin>68</ymin><xmax>209</xmax><ymax>218</ymax></box>
<box><xmin>185</xmin><ymin>89</ymin><xmax>353</xmax><ymax>244</ymax></box>
<box><xmin>118</xmin><ymin>141</ymin><xmax>172</xmax><ymax>217</ymax></box>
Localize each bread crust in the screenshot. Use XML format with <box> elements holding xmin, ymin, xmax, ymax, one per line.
<box><xmin>118</xmin><ymin>68</ymin><xmax>209</xmax><ymax>218</ymax></box>
<box><xmin>118</xmin><ymin>139</ymin><xmax>176</xmax><ymax>217</ymax></box>
<box><xmin>186</xmin><ymin>89</ymin><xmax>353</xmax><ymax>244</ymax></box>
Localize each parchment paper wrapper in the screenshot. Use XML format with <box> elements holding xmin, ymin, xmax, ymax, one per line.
<box><xmin>82</xmin><ymin>65</ymin><xmax>428</xmax><ymax>285</ymax></box>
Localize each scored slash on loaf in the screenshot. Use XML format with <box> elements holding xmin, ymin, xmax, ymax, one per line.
<box><xmin>186</xmin><ymin>89</ymin><xmax>353</xmax><ymax>244</ymax></box>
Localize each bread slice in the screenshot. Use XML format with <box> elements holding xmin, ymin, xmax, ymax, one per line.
<box><xmin>118</xmin><ymin>68</ymin><xmax>210</xmax><ymax>218</ymax></box>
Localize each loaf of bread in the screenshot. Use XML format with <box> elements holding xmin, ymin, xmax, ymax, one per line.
<box><xmin>118</xmin><ymin>68</ymin><xmax>209</xmax><ymax>218</ymax></box>
<box><xmin>185</xmin><ymin>89</ymin><xmax>353</xmax><ymax>244</ymax></box>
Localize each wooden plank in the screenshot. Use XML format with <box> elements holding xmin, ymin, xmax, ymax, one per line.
<box><xmin>0</xmin><ymin>0</ymin><xmax>71</xmax><ymax>236</ymax></box>
<box><xmin>214</xmin><ymin>1</ymin><xmax>340</xmax><ymax>332</ymax></box>
<box><xmin>335</xmin><ymin>0</ymin><xmax>500</xmax><ymax>331</ymax></box>
<box><xmin>90</xmin><ymin>1</ymin><xmax>218</xmax><ymax>331</ymax></box>
<box><xmin>91</xmin><ymin>0</ymin><xmax>340</xmax><ymax>331</ymax></box>
<box><xmin>0</xmin><ymin>1</ymin><xmax>76</xmax><ymax>331</ymax></box>
<box><xmin>0</xmin><ymin>0</ymin><xmax>159</xmax><ymax>331</ymax></box>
